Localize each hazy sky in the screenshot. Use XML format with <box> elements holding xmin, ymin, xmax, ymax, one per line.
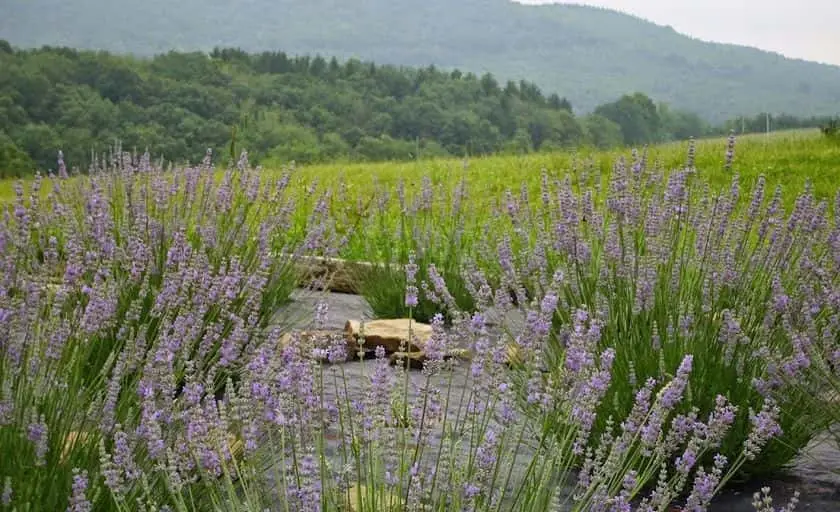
<box><xmin>516</xmin><ymin>1</ymin><xmax>840</xmax><ymax>66</ymax></box>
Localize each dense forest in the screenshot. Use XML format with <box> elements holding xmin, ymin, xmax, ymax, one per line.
<box><xmin>2</xmin><ymin>0</ymin><xmax>840</xmax><ymax>122</ymax></box>
<box><xmin>0</xmin><ymin>42</ymin><xmax>832</xmax><ymax>177</ymax></box>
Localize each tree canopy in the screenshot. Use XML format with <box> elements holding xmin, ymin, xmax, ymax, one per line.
<box><xmin>0</xmin><ymin>44</ymin><xmax>831</xmax><ymax>178</ymax></box>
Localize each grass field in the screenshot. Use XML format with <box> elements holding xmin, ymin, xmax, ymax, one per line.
<box><xmin>2</xmin><ymin>129</ymin><xmax>838</xmax><ymax>207</ymax></box>
<box><xmin>285</xmin><ymin>129</ymin><xmax>838</xmax><ymax>203</ymax></box>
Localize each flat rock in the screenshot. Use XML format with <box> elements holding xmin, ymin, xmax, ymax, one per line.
<box><xmin>344</xmin><ymin>318</ymin><xmax>433</xmax><ymax>353</ymax></box>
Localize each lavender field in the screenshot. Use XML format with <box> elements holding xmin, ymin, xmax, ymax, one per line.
<box><xmin>1</xmin><ymin>134</ymin><xmax>839</xmax><ymax>511</ymax></box>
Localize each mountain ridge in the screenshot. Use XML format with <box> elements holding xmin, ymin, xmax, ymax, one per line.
<box><xmin>533</xmin><ymin>2</ymin><xmax>840</xmax><ymax>66</ymax></box>
<box><xmin>1</xmin><ymin>0</ymin><xmax>838</xmax><ymax>122</ymax></box>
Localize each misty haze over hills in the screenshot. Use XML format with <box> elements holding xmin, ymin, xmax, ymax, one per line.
<box><xmin>1</xmin><ymin>0</ymin><xmax>839</xmax><ymax>122</ymax></box>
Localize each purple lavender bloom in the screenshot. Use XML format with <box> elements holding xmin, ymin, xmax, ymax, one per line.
<box><xmin>328</xmin><ymin>333</ymin><xmax>348</xmax><ymax>363</ymax></box>
<box><xmin>703</xmin><ymin>395</ymin><xmax>738</xmax><ymax>446</ymax></box>
<box><xmin>464</xmin><ymin>482</ymin><xmax>481</xmax><ymax>499</ymax></box>
<box><xmin>424</xmin><ymin>313</ymin><xmax>448</xmax><ymax>362</ymax></box>
<box><xmin>676</xmin><ymin>448</ymin><xmax>697</xmax><ymax>475</ymax></box>
<box><xmin>476</xmin><ymin>429</ymin><xmax>499</xmax><ymax>470</ymax></box>
<box><xmin>686</xmin><ymin>137</ymin><xmax>697</xmax><ymax>168</ymax></box>
<box><xmin>541</xmin><ymin>292</ymin><xmax>559</xmax><ymax>315</ymax></box>
<box><xmin>420</xmin><ymin>176</ymin><xmax>433</xmax><ymax>210</ymax></box>
<box><xmin>724</xmin><ymin>131</ymin><xmax>737</xmax><ymax>171</ymax></box>
<box><xmin>405</xmin><ymin>285</ymin><xmax>419</xmax><ymax>308</ymax></box>
<box><xmin>67</xmin><ymin>469</ymin><xmax>92</xmax><ymax>512</ymax></box>
<box><xmin>184</xmin><ymin>383</ymin><xmax>204</xmax><ymax>406</ymax></box>
<box><xmin>2</xmin><ymin>477</ymin><xmax>11</xmax><ymax>506</ymax></box>
<box><xmin>745</xmin><ymin>399</ymin><xmax>783</xmax><ymax>459</ymax></box>
<box><xmin>684</xmin><ymin>469</ymin><xmax>719</xmax><ymax>510</ymax></box>
<box><xmin>113</xmin><ymin>428</ymin><xmax>140</xmax><ymax>482</ymax></box>
<box><xmin>660</xmin><ymin>355</ymin><xmax>693</xmax><ymax>409</ymax></box>
<box><xmin>314</xmin><ymin>300</ymin><xmax>329</xmax><ymax>327</ymax></box>
<box><xmin>57</xmin><ymin>150</ymin><xmax>69</xmax><ymax>179</ymax></box>
<box><xmin>27</xmin><ymin>415</ymin><xmax>48</xmax><ymax>466</ymax></box>
<box><xmin>684</xmin><ymin>454</ymin><xmax>728</xmax><ymax>511</ymax></box>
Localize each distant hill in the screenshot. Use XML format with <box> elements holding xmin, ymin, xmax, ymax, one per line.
<box><xmin>1</xmin><ymin>0</ymin><xmax>839</xmax><ymax>122</ymax></box>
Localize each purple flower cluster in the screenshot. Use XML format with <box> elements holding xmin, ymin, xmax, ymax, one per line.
<box><xmin>474</xmin><ymin>137</ymin><xmax>839</xmax><ymax>482</ymax></box>
<box><xmin>0</xmin><ymin>150</ymin><xmax>347</xmax><ymax>510</ymax></box>
<box><xmin>67</xmin><ymin>469</ymin><xmax>92</xmax><ymax>512</ymax></box>
<box><xmin>27</xmin><ymin>412</ymin><xmax>49</xmax><ymax>467</ymax></box>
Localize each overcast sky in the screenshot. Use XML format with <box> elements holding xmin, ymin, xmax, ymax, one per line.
<box><xmin>516</xmin><ymin>1</ymin><xmax>840</xmax><ymax>66</ymax></box>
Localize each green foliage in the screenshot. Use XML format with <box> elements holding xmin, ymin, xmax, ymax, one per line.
<box><xmin>582</xmin><ymin>114</ymin><xmax>624</xmax><ymax>149</ymax></box>
<box><xmin>595</xmin><ymin>92</ymin><xmax>663</xmax><ymax>145</ymax></box>
<box><xmin>345</xmin><ymin>176</ymin><xmax>477</xmax><ymax>324</ymax></box>
<box><xmin>502</xmin><ymin>128</ymin><xmax>534</xmax><ymax>155</ymax></box>
<box><xmin>658</xmin><ymin>103</ymin><xmax>709</xmax><ymax>141</ymax></box>
<box><xmin>0</xmin><ymin>131</ymin><xmax>35</xmax><ymax>178</ymax></box>
<box><xmin>262</xmin><ymin>122</ymin><xmax>322</xmax><ymax>165</ymax></box>
<box><xmin>0</xmin><ymin>40</ymin><xmax>834</xmax><ymax>177</ymax></box>
<box><xmin>0</xmin><ymin>43</ymin><xmax>608</xmax><ymax>173</ymax></box>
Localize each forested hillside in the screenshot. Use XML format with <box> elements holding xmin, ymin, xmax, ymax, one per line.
<box><xmin>0</xmin><ymin>43</ymin><xmax>725</xmax><ymax>176</ymax></box>
<box><xmin>2</xmin><ymin>0</ymin><xmax>839</xmax><ymax>122</ymax></box>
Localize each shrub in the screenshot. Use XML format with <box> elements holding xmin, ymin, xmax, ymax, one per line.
<box><xmin>0</xmin><ymin>149</ymin><xmax>332</xmax><ymax>509</ymax></box>
<box><xmin>481</xmin><ymin>138</ymin><xmax>834</xmax><ymax>483</ymax></box>
<box><xmin>755</xmin><ymin>186</ymin><xmax>840</xmax><ymax>464</ymax></box>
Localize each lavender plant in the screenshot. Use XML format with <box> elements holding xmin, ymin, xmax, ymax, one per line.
<box><xmin>481</xmin><ymin>138</ymin><xmax>835</xmax><ymax>482</ymax></box>
<box><xmin>752</xmin><ymin>188</ymin><xmax>840</xmax><ymax>464</ymax></box>
<box><xmin>105</xmin><ymin>262</ymin><xmax>792</xmax><ymax>511</ymax></box>
<box><xmin>0</xmin><ymin>149</ymin><xmax>336</xmax><ymax>510</ymax></box>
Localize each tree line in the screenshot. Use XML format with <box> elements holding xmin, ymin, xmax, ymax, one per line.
<box><xmin>0</xmin><ymin>41</ymin><xmax>833</xmax><ymax>177</ymax></box>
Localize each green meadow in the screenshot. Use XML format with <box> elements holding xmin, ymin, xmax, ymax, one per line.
<box><xmin>4</xmin><ymin>129</ymin><xmax>835</xmax><ymax>209</ymax></box>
